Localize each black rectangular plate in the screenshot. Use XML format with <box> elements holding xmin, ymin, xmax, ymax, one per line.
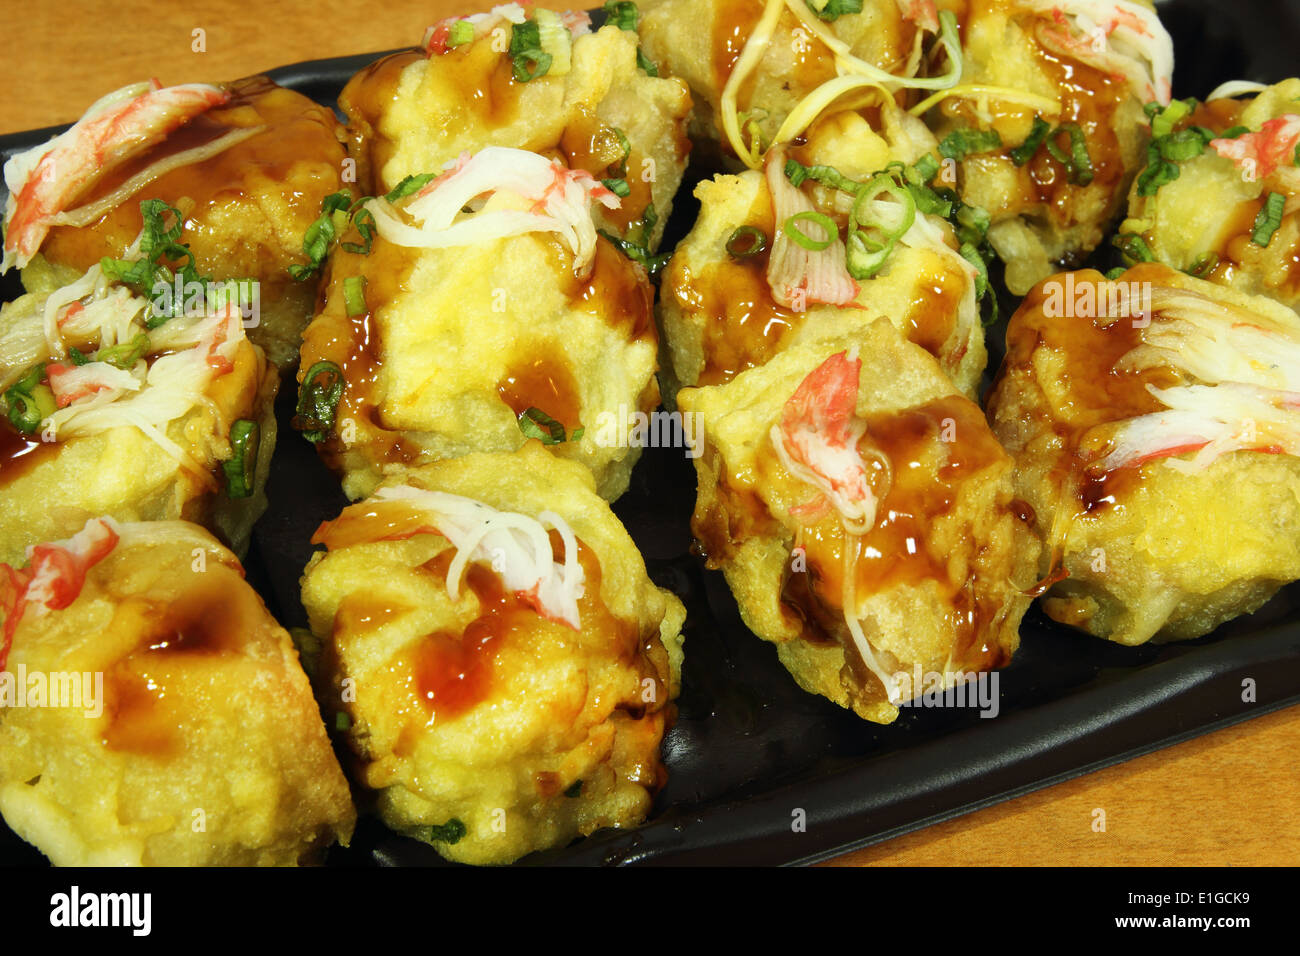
<box><xmin>1</xmin><ymin>0</ymin><xmax>1298</xmax><ymax>868</ymax></box>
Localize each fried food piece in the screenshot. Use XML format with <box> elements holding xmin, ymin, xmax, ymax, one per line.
<box><xmin>0</xmin><ymin>261</ymin><xmax>278</xmax><ymax>564</ymax></box>
<box><xmin>300</xmin><ymin>444</ymin><xmax>685</xmax><ymax>865</ymax></box>
<box><xmin>1119</xmin><ymin>79</ymin><xmax>1300</xmax><ymax>314</ymax></box>
<box><xmin>638</xmin><ymin>0</ymin><xmax>935</xmax><ymax>164</ymax></box>
<box><xmin>919</xmin><ymin>0</ymin><xmax>1170</xmax><ymax>294</ymax></box>
<box><xmin>4</xmin><ymin>76</ymin><xmax>348</xmax><ymax>368</ymax></box>
<box><xmin>296</xmin><ymin>147</ymin><xmax>659</xmax><ymax>502</ymax></box>
<box><xmin>0</xmin><ymin>519</ymin><xmax>355</xmax><ymax>866</ymax></box>
<box><xmin>987</xmin><ymin>263</ymin><xmax>1300</xmax><ymax>644</ymax></box>
<box><xmin>339</xmin><ymin>6</ymin><xmax>691</xmax><ymax>251</ymax></box>
<box><xmin>679</xmin><ymin>322</ymin><xmax>1036</xmax><ymax>723</ymax></box>
<box><xmin>659</xmin><ymin>108</ymin><xmax>987</xmax><ymax>398</ymax></box>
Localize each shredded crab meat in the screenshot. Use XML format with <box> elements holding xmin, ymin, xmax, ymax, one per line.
<box><xmin>1028</xmin><ymin>0</ymin><xmax>1174</xmax><ymax>106</ymax></box>
<box><xmin>1092</xmin><ymin>283</ymin><xmax>1300</xmax><ymax>473</ymax></box>
<box><xmin>772</xmin><ymin>350</ymin><xmax>901</xmax><ymax>702</ymax></box>
<box><xmin>1</xmin><ymin>80</ymin><xmax>229</xmax><ymax>273</ymax></box>
<box><xmin>365</xmin><ymin>147</ymin><xmax>619</xmax><ymax>276</ymax></box>
<box><xmin>720</xmin><ymin>0</ymin><xmax>958</xmax><ymax>167</ymax></box>
<box><xmin>1210</xmin><ymin>115</ymin><xmax>1300</xmax><ymax>181</ymax></box>
<box><xmin>369</xmin><ymin>487</ymin><xmax>586</xmax><ymax>630</ymax></box>
<box><xmin>2</xmin><ymin>256</ymin><xmax>247</xmax><ymax>482</ymax></box>
<box><xmin>764</xmin><ymin>147</ymin><xmax>857</xmax><ymax>308</ymax></box>
<box><xmin>0</xmin><ymin>517</ymin><xmax>121</xmax><ymax>670</ymax></box>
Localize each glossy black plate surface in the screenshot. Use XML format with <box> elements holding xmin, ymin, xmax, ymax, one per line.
<box><xmin>0</xmin><ymin>0</ymin><xmax>1297</xmax><ymax>867</ymax></box>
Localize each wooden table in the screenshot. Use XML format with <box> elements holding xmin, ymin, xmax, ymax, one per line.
<box><xmin>2</xmin><ymin>0</ymin><xmax>1297</xmax><ymax>867</ymax></box>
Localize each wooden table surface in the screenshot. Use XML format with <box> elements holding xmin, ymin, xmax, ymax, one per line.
<box><xmin>1</xmin><ymin>0</ymin><xmax>1297</xmax><ymax>867</ymax></box>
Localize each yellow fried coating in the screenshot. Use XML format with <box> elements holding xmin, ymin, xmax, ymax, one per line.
<box><xmin>30</xmin><ymin>76</ymin><xmax>349</xmax><ymax>368</ymax></box>
<box><xmin>297</xmin><ymin>225</ymin><xmax>659</xmax><ymax>502</ymax></box>
<box><xmin>340</xmin><ymin>23</ymin><xmax>691</xmax><ymax>251</ymax></box>
<box><xmin>0</xmin><ymin>521</ymin><xmax>355</xmax><ymax>866</ymax></box>
<box><xmin>0</xmin><ymin>291</ymin><xmax>278</xmax><ymax>565</ymax></box>
<box><xmin>987</xmin><ymin>264</ymin><xmax>1300</xmax><ymax>644</ymax></box>
<box><xmin>659</xmin><ymin>108</ymin><xmax>987</xmax><ymax>399</ymax></box>
<box><xmin>639</xmin><ymin>0</ymin><xmax>925</xmax><ymax>162</ymax></box>
<box><xmin>1120</xmin><ymin>79</ymin><xmax>1300</xmax><ymax>315</ymax></box>
<box><xmin>923</xmin><ymin>0</ymin><xmax>1156</xmax><ymax>294</ymax></box>
<box><xmin>300</xmin><ymin>444</ymin><xmax>685</xmax><ymax>865</ymax></box>
<box><xmin>679</xmin><ymin>321</ymin><xmax>1036</xmax><ymax>723</ymax></box>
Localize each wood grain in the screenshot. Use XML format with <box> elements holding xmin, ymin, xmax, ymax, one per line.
<box><xmin>2</xmin><ymin>0</ymin><xmax>1297</xmax><ymax>866</ymax></box>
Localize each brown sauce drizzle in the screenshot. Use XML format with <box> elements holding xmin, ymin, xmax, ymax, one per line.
<box><xmin>43</xmin><ymin>76</ymin><xmax>346</xmax><ymax>272</ymax></box>
<box><xmin>766</xmin><ymin>394</ymin><xmax>1011</xmax><ymax>673</ymax></box>
<box><xmin>497</xmin><ymin>356</ymin><xmax>582</xmax><ymax>429</ymax></box>
<box><xmin>997</xmin><ymin>264</ymin><xmax>1183</xmax><ymax>519</ymax></box>
<box><xmin>0</xmin><ymin>424</ymin><xmax>57</xmax><ymax>488</ymax></box>
<box><xmin>102</xmin><ymin>566</ymin><xmax>265</xmax><ymax>757</ymax></box>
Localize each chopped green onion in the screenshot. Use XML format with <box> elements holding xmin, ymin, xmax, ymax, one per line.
<box><xmin>1009</xmin><ymin>116</ymin><xmax>1052</xmax><ymax>166</ymax></box>
<box><xmin>385</xmin><ymin>173</ymin><xmax>437</xmax><ymax>202</ymax></box>
<box><xmin>602</xmin><ymin>0</ymin><xmax>639</xmax><ymax>30</ymax></box>
<box><xmin>598</xmin><ymin>202</ymin><xmax>668</xmax><ymax>275</ymax></box>
<box><xmin>428</xmin><ymin>819</ymin><xmax>467</xmax><ymax>844</ymax></box>
<box><xmin>784</xmin><ymin>158</ymin><xmax>861</xmax><ymax>194</ymax></box>
<box><xmin>1252</xmin><ymin>192</ymin><xmax>1286</xmax><ymax>247</ymax></box>
<box><xmin>509</xmin><ymin>20</ymin><xmax>552</xmax><ymax>82</ymax></box>
<box><xmin>67</xmin><ymin>347</ymin><xmax>90</xmax><ymax>367</ymax></box>
<box><xmin>518</xmin><ymin>407</ymin><xmax>568</xmax><ymax>445</ymax></box>
<box><xmin>912</xmin><ymin>153</ymin><xmax>940</xmax><ymax>184</ymax></box>
<box><xmin>293</xmin><ymin>361</ymin><xmax>344</xmax><ymax>444</ymax></box>
<box><xmin>5</xmin><ymin>389</ymin><xmax>43</xmax><ymax>434</ymax></box>
<box><xmin>805</xmin><ymin>0</ymin><xmax>863</xmax><ymax>22</ymax></box>
<box><xmin>343</xmin><ymin>276</ymin><xmax>367</xmax><ymax>317</ymax></box>
<box><xmin>725</xmin><ymin>225</ymin><xmax>768</xmax><ymax>259</ymax></box>
<box><xmin>1044</xmin><ymin>123</ymin><xmax>1094</xmax><ymax>186</ymax></box>
<box><xmin>782</xmin><ymin>211</ymin><xmax>837</xmax><ymax>251</ymax></box>
<box><xmin>1112</xmin><ymin>232</ymin><xmax>1155</xmax><ymax>264</ymax></box>
<box><xmin>340</xmin><ymin>207</ymin><xmax>377</xmax><ymax>256</ymax></box>
<box><xmin>1149</xmin><ymin>97</ymin><xmax>1194</xmax><ymax>139</ymax></box>
<box><xmin>845</xmin><ymin>173</ymin><xmax>915</xmax><ymax>280</ymax></box>
<box><xmin>1104</xmin><ymin>266</ymin><xmax>1127</xmax><ymax>280</ymax></box>
<box><xmin>289</xmin><ymin>191</ymin><xmax>356</xmax><ymax>280</ymax></box>
<box><xmin>636</xmin><ymin>46</ymin><xmax>658</xmax><ymax>76</ymax></box>
<box><xmin>334</xmin><ymin>711</ymin><xmax>352</xmax><ymax>732</ymax></box>
<box><xmin>938</xmin><ymin>128</ymin><xmax>1003</xmax><ymax>162</ymax></box>
<box><xmin>448</xmin><ymin>20</ymin><xmax>475</xmax><ymax>47</ymax></box>
<box><xmin>101</xmin><ymin>199</ymin><xmax>209</xmax><ymax>327</ymax></box>
<box><xmin>13</xmin><ymin>364</ymin><xmax>46</xmax><ymax>396</ymax></box>
<box><xmin>959</xmin><ymin>242</ymin><xmax>998</xmax><ymax>327</ymax></box>
<box><xmin>1187</xmin><ymin>253</ymin><xmax>1220</xmax><ymax>278</ymax></box>
<box><xmin>1136</xmin><ymin>144</ymin><xmax>1180</xmax><ymax>196</ymax></box>
<box><xmin>1159</xmin><ymin>128</ymin><xmax>1214</xmax><ymax>162</ymax></box>
<box><xmin>93</xmin><ymin>333</ymin><xmax>150</xmax><ymax>370</ymax></box>
<box><xmin>222</xmin><ymin>419</ymin><xmax>260</xmax><ymax>499</ymax></box>
<box><xmin>602</xmin><ymin>177</ymin><xmax>631</xmax><ymax>197</ymax></box>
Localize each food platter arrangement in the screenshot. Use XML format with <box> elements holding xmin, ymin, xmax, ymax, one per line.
<box><xmin>0</xmin><ymin>0</ymin><xmax>1298</xmax><ymax>867</ymax></box>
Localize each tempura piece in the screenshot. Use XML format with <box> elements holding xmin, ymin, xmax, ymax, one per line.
<box><xmin>659</xmin><ymin>105</ymin><xmax>988</xmax><ymax>398</ymax></box>
<box><xmin>918</xmin><ymin>0</ymin><xmax>1171</xmax><ymax>293</ymax></box>
<box><xmin>2</xmin><ymin>75</ymin><xmax>349</xmax><ymax>368</ymax></box>
<box><xmin>339</xmin><ymin>4</ymin><xmax>691</xmax><ymax>252</ymax></box>
<box><xmin>638</xmin><ymin>0</ymin><xmax>948</xmax><ymax>165</ymax></box>
<box><xmin>300</xmin><ymin>444</ymin><xmax>685</xmax><ymax>865</ymax></box>
<box><xmin>679</xmin><ymin>322</ymin><xmax>1037</xmax><ymax>723</ymax></box>
<box><xmin>295</xmin><ymin>146</ymin><xmax>660</xmax><ymax>502</ymax></box>
<box><xmin>0</xmin><ymin>519</ymin><xmax>355</xmax><ymax>866</ymax></box>
<box><xmin>1118</xmin><ymin>79</ymin><xmax>1300</xmax><ymax>314</ymax></box>
<box><xmin>987</xmin><ymin>263</ymin><xmax>1300</xmax><ymax>644</ymax></box>
<box><xmin>0</xmin><ymin>244</ymin><xmax>277</xmax><ymax>564</ymax></box>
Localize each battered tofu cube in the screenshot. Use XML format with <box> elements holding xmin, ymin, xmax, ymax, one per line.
<box><xmin>300</xmin><ymin>444</ymin><xmax>685</xmax><ymax>865</ymax></box>
<box><xmin>22</xmin><ymin>76</ymin><xmax>349</xmax><ymax>369</ymax></box>
<box><xmin>0</xmin><ymin>271</ymin><xmax>278</xmax><ymax>564</ymax></box>
<box><xmin>679</xmin><ymin>321</ymin><xmax>1036</xmax><ymax>724</ymax></box>
<box><xmin>296</xmin><ymin>149</ymin><xmax>661</xmax><ymax>502</ymax></box>
<box><xmin>659</xmin><ymin>108</ymin><xmax>988</xmax><ymax>399</ymax></box>
<box><xmin>987</xmin><ymin>263</ymin><xmax>1300</xmax><ymax>644</ymax></box>
<box><xmin>1119</xmin><ymin>79</ymin><xmax>1300</xmax><ymax>316</ymax></box>
<box><xmin>0</xmin><ymin>520</ymin><xmax>355</xmax><ymax>866</ymax></box>
<box><xmin>919</xmin><ymin>0</ymin><xmax>1167</xmax><ymax>293</ymax></box>
<box><xmin>638</xmin><ymin>0</ymin><xmax>927</xmax><ymax>162</ymax></box>
<box><xmin>340</xmin><ymin>10</ymin><xmax>691</xmax><ymax>251</ymax></box>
